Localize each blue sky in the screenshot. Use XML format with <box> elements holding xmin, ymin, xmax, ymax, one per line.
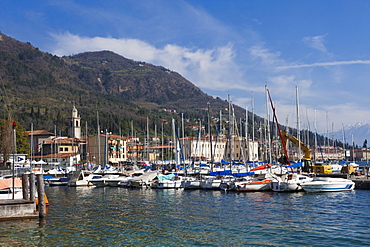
<box><xmin>2</xmin><ymin>0</ymin><xmax>370</xmax><ymax>138</ymax></box>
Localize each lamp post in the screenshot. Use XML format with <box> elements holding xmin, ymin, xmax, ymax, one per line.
<box><xmin>12</xmin><ymin>121</ymin><xmax>16</xmax><ymax>200</ymax></box>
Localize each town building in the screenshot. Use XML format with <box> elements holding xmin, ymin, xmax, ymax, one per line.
<box><xmin>26</xmin><ymin>107</ymin><xmax>86</xmax><ymax>167</ymax></box>
<box><xmin>89</xmin><ymin>134</ymin><xmax>128</xmax><ymax>165</ymax></box>
<box><xmin>26</xmin><ymin>130</ymin><xmax>55</xmax><ymax>156</ymax></box>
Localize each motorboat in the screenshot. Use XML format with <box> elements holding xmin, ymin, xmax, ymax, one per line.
<box><xmin>67</xmin><ymin>170</ymin><xmax>98</xmax><ymax>186</ymax></box>
<box><xmin>220</xmin><ymin>173</ymin><xmax>274</xmax><ymax>192</ymax></box>
<box><xmin>222</xmin><ymin>177</ymin><xmax>272</xmax><ymax>192</ymax></box>
<box><xmin>151</xmin><ymin>173</ymin><xmax>184</xmax><ymax>189</ymax></box>
<box><xmin>181</xmin><ymin>176</ymin><xmax>202</xmax><ymax>189</ymax></box>
<box><xmin>270</xmin><ymin>173</ymin><xmax>313</xmax><ymax>192</ymax></box>
<box><xmin>119</xmin><ymin>170</ymin><xmax>158</xmax><ymax>188</ymax></box>
<box><xmin>89</xmin><ymin>174</ymin><xmax>120</xmax><ymax>187</ymax></box>
<box><xmin>0</xmin><ymin>178</ymin><xmax>49</xmax><ymax>205</ymax></box>
<box><xmin>299</xmin><ymin>177</ymin><xmax>355</xmax><ymax>192</ymax></box>
<box><xmin>45</xmin><ymin>176</ymin><xmax>70</xmax><ymax>186</ymax></box>
<box><xmin>200</xmin><ymin>176</ymin><xmax>227</xmax><ymax>190</ymax></box>
<box><xmin>105</xmin><ymin>176</ymin><xmax>130</xmax><ymax>187</ymax></box>
<box><xmin>0</xmin><ymin>178</ymin><xmax>23</xmax><ymax>200</ymax></box>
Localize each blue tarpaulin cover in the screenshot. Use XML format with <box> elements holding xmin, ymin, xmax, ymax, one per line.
<box><xmin>233</xmin><ymin>172</ymin><xmax>255</xmax><ymax>177</ymax></box>
<box><xmin>287</xmin><ymin>162</ymin><xmax>302</xmax><ymax>168</ymax></box>
<box><xmin>209</xmin><ymin>170</ymin><xmax>232</xmax><ymax>176</ymax></box>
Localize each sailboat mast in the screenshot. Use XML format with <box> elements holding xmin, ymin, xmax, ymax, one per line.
<box><xmin>146</xmin><ymin>117</ymin><xmax>149</xmax><ymax>161</ymax></box>
<box><xmin>352</xmin><ymin>134</ymin><xmax>355</xmax><ymax>162</ymax></box>
<box><xmin>314</xmin><ymin>110</ymin><xmax>317</xmax><ymax>162</ymax></box>
<box><xmin>30</xmin><ymin>123</ymin><xmax>33</xmax><ymax>168</ymax></box>
<box><xmin>265</xmin><ymin>85</ymin><xmax>272</xmax><ymax>164</ymax></box>
<box><xmin>207</xmin><ymin>103</ymin><xmax>214</xmax><ymax>172</ymax></box>
<box><xmin>97</xmin><ymin>111</ymin><xmax>101</xmax><ymax>165</ymax></box>
<box><xmin>172</xmin><ymin>119</ymin><xmax>177</xmax><ymax>165</ymax></box>
<box><xmin>296</xmin><ymin>86</ymin><xmax>301</xmax><ymax>162</ymax></box>
<box><xmin>245</xmin><ymin>105</ymin><xmax>249</xmax><ymax>163</ymax></box>
<box><xmin>252</xmin><ymin>92</ymin><xmax>255</xmax><ymax>145</ymax></box>
<box><xmin>86</xmin><ymin>121</ymin><xmax>91</xmax><ymax>163</ymax></box>
<box><xmin>230</xmin><ymin>100</ymin><xmax>235</xmax><ymax>169</ymax></box>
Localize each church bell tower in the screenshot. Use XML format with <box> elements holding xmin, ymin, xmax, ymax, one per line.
<box><xmin>68</xmin><ymin>106</ymin><xmax>81</xmax><ymax>139</ymax></box>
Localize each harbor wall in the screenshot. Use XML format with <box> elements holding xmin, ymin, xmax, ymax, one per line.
<box><xmin>0</xmin><ymin>199</ymin><xmax>37</xmax><ymax>220</ymax></box>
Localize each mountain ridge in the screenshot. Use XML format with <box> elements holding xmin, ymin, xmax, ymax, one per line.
<box><xmin>0</xmin><ymin>33</ymin><xmax>257</xmax><ymax>137</ymax></box>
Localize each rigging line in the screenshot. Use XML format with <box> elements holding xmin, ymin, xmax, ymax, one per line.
<box><xmin>230</xmin><ymin>103</ymin><xmax>246</xmax><ymax>163</ymax></box>
<box><xmin>266</xmin><ymin>87</ymin><xmax>292</xmax><ymax>167</ymax></box>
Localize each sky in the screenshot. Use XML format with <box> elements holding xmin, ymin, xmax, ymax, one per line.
<box><xmin>2</xmin><ymin>0</ymin><xmax>370</xmax><ymax>139</ymax></box>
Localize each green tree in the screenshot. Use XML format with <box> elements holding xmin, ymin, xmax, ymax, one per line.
<box><xmin>0</xmin><ymin>119</ymin><xmax>30</xmax><ymax>166</ymax></box>
<box><xmin>15</xmin><ymin>122</ymin><xmax>30</xmax><ymax>155</ymax></box>
<box><xmin>0</xmin><ymin>118</ymin><xmax>12</xmax><ymax>166</ymax></box>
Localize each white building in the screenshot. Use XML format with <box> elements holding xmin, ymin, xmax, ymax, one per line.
<box><xmin>68</xmin><ymin>106</ymin><xmax>81</xmax><ymax>139</ymax></box>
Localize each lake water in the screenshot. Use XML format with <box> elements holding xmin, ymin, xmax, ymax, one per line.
<box><xmin>1</xmin><ymin>186</ymin><xmax>370</xmax><ymax>246</ymax></box>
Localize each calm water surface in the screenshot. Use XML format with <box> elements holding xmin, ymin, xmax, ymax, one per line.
<box><xmin>1</xmin><ymin>186</ymin><xmax>370</xmax><ymax>246</ymax></box>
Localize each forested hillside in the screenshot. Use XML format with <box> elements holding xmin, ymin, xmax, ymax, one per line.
<box><xmin>0</xmin><ymin>33</ymin><xmax>258</xmax><ymax>137</ymax></box>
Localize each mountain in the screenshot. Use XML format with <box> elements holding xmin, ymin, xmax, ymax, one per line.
<box><xmin>331</xmin><ymin>122</ymin><xmax>370</xmax><ymax>147</ymax></box>
<box><xmin>0</xmin><ymin>33</ymin><xmax>260</xmax><ymax>137</ymax></box>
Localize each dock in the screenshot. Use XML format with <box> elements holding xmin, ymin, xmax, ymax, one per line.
<box><xmin>0</xmin><ymin>199</ymin><xmax>38</xmax><ymax>220</ymax></box>
<box><xmin>352</xmin><ymin>177</ymin><xmax>370</xmax><ymax>190</ymax></box>
<box><xmin>0</xmin><ymin>174</ymin><xmax>47</xmax><ymax>220</ymax></box>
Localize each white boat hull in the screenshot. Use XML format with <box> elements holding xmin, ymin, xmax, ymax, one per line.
<box><xmin>299</xmin><ymin>177</ymin><xmax>355</xmax><ymax>192</ymax></box>
<box><xmin>152</xmin><ymin>180</ymin><xmax>183</xmax><ymax>189</ymax></box>
<box><xmin>233</xmin><ymin>179</ymin><xmax>272</xmax><ymax>191</ymax></box>
<box><xmin>271</xmin><ymin>181</ymin><xmax>302</xmax><ymax>191</ymax></box>
<box><xmin>182</xmin><ymin>178</ymin><xmax>202</xmax><ymax>189</ymax></box>
<box><xmin>271</xmin><ymin>174</ymin><xmax>313</xmax><ymax>192</ymax></box>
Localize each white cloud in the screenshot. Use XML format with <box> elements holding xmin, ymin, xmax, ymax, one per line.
<box><xmin>248</xmin><ymin>45</ymin><xmax>283</xmax><ymax>68</ymax></box>
<box><xmin>303</xmin><ymin>34</ymin><xmax>328</xmax><ymax>53</ymax></box>
<box><xmin>51</xmin><ymin>32</ymin><xmax>246</xmax><ymax>91</ymax></box>
<box><xmin>277</xmin><ymin>60</ymin><xmax>370</xmax><ymax>70</ymax></box>
<box><xmin>49</xmin><ymin>33</ymin><xmax>370</xmax><ymax>135</ymax></box>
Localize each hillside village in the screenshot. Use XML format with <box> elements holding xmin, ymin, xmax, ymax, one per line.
<box><xmin>4</xmin><ymin>106</ymin><xmax>368</xmax><ymax>171</ymax></box>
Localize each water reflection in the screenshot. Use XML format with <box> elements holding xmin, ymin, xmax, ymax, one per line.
<box><xmin>0</xmin><ymin>187</ymin><xmax>369</xmax><ymax>246</ymax></box>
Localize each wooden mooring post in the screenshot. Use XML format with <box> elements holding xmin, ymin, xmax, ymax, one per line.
<box><xmin>29</xmin><ymin>173</ymin><xmax>36</xmax><ymax>202</ymax></box>
<box><xmin>36</xmin><ymin>174</ymin><xmax>46</xmax><ymax>218</ymax></box>
<box><xmin>22</xmin><ymin>174</ymin><xmax>29</xmax><ymax>200</ymax></box>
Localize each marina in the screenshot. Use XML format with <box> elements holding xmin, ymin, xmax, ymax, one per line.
<box><xmin>1</xmin><ymin>186</ymin><xmax>370</xmax><ymax>246</ymax></box>
<box><xmin>3</xmin><ymin>1</ymin><xmax>370</xmax><ymax>245</ymax></box>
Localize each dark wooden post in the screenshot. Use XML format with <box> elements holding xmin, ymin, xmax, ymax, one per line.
<box><xmin>36</xmin><ymin>174</ymin><xmax>46</xmax><ymax>218</ymax></box>
<box><xmin>29</xmin><ymin>173</ymin><xmax>36</xmax><ymax>202</ymax></box>
<box><xmin>22</xmin><ymin>174</ymin><xmax>29</xmax><ymax>200</ymax></box>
